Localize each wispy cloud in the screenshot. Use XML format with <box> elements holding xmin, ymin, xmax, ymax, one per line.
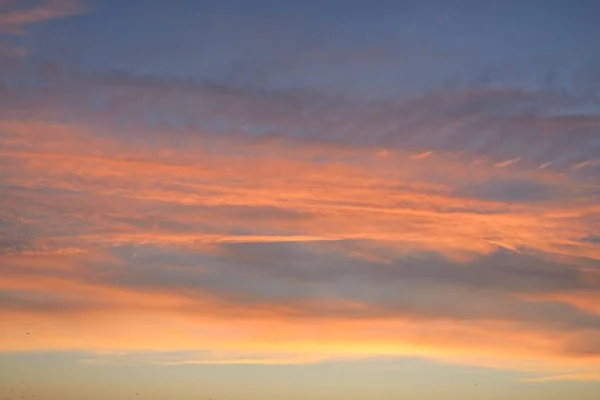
<box><xmin>0</xmin><ymin>0</ymin><xmax>82</xmax><ymax>33</ymax></box>
<box><xmin>0</xmin><ymin>0</ymin><xmax>84</xmax><ymax>57</ymax></box>
<box><xmin>1</xmin><ymin>55</ymin><xmax>600</xmax><ymax>382</ymax></box>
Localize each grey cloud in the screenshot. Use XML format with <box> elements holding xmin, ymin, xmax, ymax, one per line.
<box><xmin>454</xmin><ymin>178</ymin><xmax>567</xmax><ymax>203</ymax></box>
<box><xmin>208</xmin><ymin>242</ymin><xmax>600</xmax><ymax>296</ymax></box>
<box><xmin>2</xmin><ymin>234</ymin><xmax>599</xmax><ymax>335</ymax></box>
<box><xmin>73</xmin><ymin>242</ymin><xmax>600</xmax><ymax>334</ymax></box>
<box><xmin>2</xmin><ymin>65</ymin><xmax>600</xmax><ymax>174</ymax></box>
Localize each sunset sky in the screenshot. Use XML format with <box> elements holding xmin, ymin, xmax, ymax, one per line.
<box><xmin>1</xmin><ymin>1</ymin><xmax>600</xmax><ymax>399</ymax></box>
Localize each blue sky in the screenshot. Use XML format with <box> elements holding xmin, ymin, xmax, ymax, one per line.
<box><xmin>18</xmin><ymin>0</ymin><xmax>600</xmax><ymax>96</ymax></box>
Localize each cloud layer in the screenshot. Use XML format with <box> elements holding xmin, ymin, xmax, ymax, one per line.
<box><xmin>1</xmin><ymin>5</ymin><xmax>600</xmax><ymax>383</ymax></box>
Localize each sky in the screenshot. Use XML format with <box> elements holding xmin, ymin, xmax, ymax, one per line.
<box><xmin>1</xmin><ymin>0</ymin><xmax>600</xmax><ymax>399</ymax></box>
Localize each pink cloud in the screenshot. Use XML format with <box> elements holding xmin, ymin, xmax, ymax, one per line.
<box><xmin>0</xmin><ymin>0</ymin><xmax>83</xmax><ymax>33</ymax></box>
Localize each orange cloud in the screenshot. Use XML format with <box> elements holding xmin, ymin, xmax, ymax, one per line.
<box><xmin>0</xmin><ymin>119</ymin><xmax>598</xmax><ymax>262</ymax></box>
<box><xmin>1</xmin><ymin>82</ymin><xmax>600</xmax><ymax>383</ymax></box>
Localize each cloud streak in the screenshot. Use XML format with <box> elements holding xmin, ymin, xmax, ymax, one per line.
<box><xmin>0</xmin><ymin>0</ymin><xmax>82</xmax><ymax>33</ymax></box>
<box><xmin>0</xmin><ymin>0</ymin><xmax>84</xmax><ymax>58</ymax></box>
